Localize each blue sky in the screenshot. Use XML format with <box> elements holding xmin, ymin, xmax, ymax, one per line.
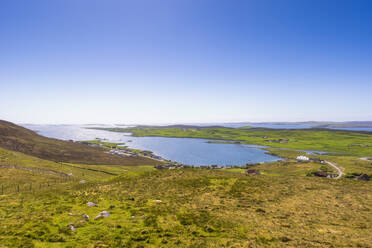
<box><xmin>1</xmin><ymin>0</ymin><xmax>371</xmax><ymax>124</ymax></box>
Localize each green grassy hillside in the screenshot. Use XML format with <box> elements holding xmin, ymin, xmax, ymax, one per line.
<box><xmin>0</xmin><ymin>146</ymin><xmax>155</xmax><ymax>194</ymax></box>
<box><xmin>0</xmin><ymin>120</ymin><xmax>156</xmax><ymax>166</ymax></box>
<box><xmin>0</xmin><ymin>167</ymin><xmax>371</xmax><ymax>247</ymax></box>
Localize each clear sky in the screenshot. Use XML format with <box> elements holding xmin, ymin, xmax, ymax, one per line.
<box><xmin>1</xmin><ymin>0</ymin><xmax>371</xmax><ymax>124</ymax></box>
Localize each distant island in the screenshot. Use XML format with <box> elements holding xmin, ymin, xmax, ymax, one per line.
<box><xmin>221</xmin><ymin>121</ymin><xmax>372</xmax><ymax>129</ymax></box>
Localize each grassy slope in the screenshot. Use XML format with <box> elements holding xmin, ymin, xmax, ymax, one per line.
<box><xmin>0</xmin><ymin>168</ymin><xmax>371</xmax><ymax>247</ymax></box>
<box><xmin>0</xmin><ymin>147</ymin><xmax>155</xmax><ymax>193</ymax></box>
<box><xmin>0</xmin><ymin>120</ymin><xmax>156</xmax><ymax>166</ymax></box>
<box><xmin>0</xmin><ymin>142</ymin><xmax>370</xmax><ymax>247</ymax></box>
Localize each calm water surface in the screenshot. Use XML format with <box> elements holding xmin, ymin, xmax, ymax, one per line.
<box><xmin>22</xmin><ymin>124</ymin><xmax>282</xmax><ymax>166</ymax></box>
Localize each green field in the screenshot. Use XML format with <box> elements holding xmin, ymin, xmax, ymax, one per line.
<box><xmin>104</xmin><ymin>127</ymin><xmax>372</xmax><ymax>157</ymax></box>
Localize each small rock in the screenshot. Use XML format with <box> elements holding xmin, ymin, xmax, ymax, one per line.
<box><xmin>67</xmin><ymin>172</ymin><xmax>73</xmax><ymax>176</ymax></box>
<box><xmin>94</xmin><ymin>215</ymin><xmax>103</xmax><ymax>220</ymax></box>
<box><xmin>68</xmin><ymin>212</ymin><xmax>74</xmax><ymax>216</ymax></box>
<box><xmin>94</xmin><ymin>211</ymin><xmax>110</xmax><ymax>220</ymax></box>
<box><xmin>69</xmin><ymin>223</ymin><xmax>76</xmax><ymax>232</ymax></box>
<box><xmin>79</xmin><ymin>180</ymin><xmax>86</xmax><ymax>184</ymax></box>
<box><xmin>87</xmin><ymin>202</ymin><xmax>98</xmax><ymax>207</ymax></box>
<box><xmin>152</xmin><ymin>200</ymin><xmax>162</xmax><ymax>203</ymax></box>
<box><xmin>100</xmin><ymin>211</ymin><xmax>110</xmax><ymax>217</ymax></box>
<box><xmin>83</xmin><ymin>214</ymin><xmax>90</xmax><ymax>220</ymax></box>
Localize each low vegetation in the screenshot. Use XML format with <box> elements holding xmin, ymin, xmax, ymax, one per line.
<box><xmin>0</xmin><ymin>166</ymin><xmax>371</xmax><ymax>247</ymax></box>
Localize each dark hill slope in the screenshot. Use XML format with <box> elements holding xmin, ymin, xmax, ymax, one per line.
<box><xmin>0</xmin><ymin>120</ymin><xmax>156</xmax><ymax>166</ymax></box>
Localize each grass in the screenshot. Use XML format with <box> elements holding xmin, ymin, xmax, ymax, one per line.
<box><xmin>0</xmin><ymin>167</ymin><xmax>371</xmax><ymax>247</ymax></box>
<box><xmin>0</xmin><ymin>147</ymin><xmax>155</xmax><ymax>194</ymax></box>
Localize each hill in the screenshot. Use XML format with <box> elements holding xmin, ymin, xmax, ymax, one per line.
<box><xmin>0</xmin><ymin>167</ymin><xmax>371</xmax><ymax>247</ymax></box>
<box><xmin>0</xmin><ymin>120</ymin><xmax>156</xmax><ymax>166</ymax></box>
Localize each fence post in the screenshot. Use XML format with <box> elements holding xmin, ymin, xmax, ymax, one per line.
<box><xmin>1</xmin><ymin>185</ymin><xmax>3</xmax><ymax>195</ymax></box>
<box><xmin>17</xmin><ymin>184</ymin><xmax>19</xmax><ymax>193</ymax></box>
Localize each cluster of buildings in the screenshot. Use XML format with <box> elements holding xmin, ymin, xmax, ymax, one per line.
<box><xmin>155</xmin><ymin>163</ymin><xmax>256</xmax><ymax>170</ymax></box>
<box><xmin>79</xmin><ymin>140</ymin><xmax>166</xmax><ymax>161</ymax></box>
<box><xmin>155</xmin><ymin>164</ymin><xmax>190</xmax><ymax>170</ymax></box>
<box><xmin>108</xmin><ymin>148</ymin><xmax>138</xmax><ymax>157</ymax></box>
<box><xmin>80</xmin><ymin>141</ymin><xmax>102</xmax><ymax>147</ymax></box>
<box><xmin>108</xmin><ymin>148</ymin><xmax>165</xmax><ymax>161</ymax></box>
<box><xmin>199</xmin><ymin>165</ymin><xmax>223</xmax><ymax>169</ymax></box>
<box><xmin>142</xmin><ymin>152</ymin><xmax>163</xmax><ymax>160</ymax></box>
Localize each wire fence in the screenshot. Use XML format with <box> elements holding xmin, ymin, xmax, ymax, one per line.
<box><xmin>0</xmin><ymin>162</ymin><xmax>117</xmax><ymax>195</ymax></box>
<box><xmin>0</xmin><ymin>176</ymin><xmax>79</xmax><ymax>195</ymax></box>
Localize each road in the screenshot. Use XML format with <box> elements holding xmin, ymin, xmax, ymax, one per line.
<box><xmin>325</xmin><ymin>161</ymin><xmax>344</xmax><ymax>179</ymax></box>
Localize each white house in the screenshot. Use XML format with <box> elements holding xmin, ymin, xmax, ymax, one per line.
<box><xmin>296</xmin><ymin>155</ymin><xmax>310</xmax><ymax>162</ymax></box>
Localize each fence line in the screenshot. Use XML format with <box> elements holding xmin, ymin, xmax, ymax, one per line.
<box><xmin>0</xmin><ymin>176</ymin><xmax>79</xmax><ymax>195</ymax></box>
